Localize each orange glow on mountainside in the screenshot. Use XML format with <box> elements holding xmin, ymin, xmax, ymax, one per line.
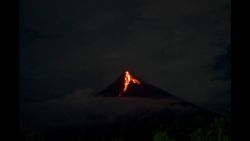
<box><xmin>119</xmin><ymin>71</ymin><xmax>140</xmax><ymax>96</ymax></box>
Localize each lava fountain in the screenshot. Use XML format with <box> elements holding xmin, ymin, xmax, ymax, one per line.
<box><xmin>119</xmin><ymin>71</ymin><xmax>141</xmax><ymax>96</ymax></box>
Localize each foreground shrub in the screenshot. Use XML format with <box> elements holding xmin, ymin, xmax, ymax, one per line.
<box><xmin>153</xmin><ymin>131</ymin><xmax>175</xmax><ymax>141</ymax></box>
<box><xmin>190</xmin><ymin>117</ymin><xmax>230</xmax><ymax>141</ymax></box>
<box><xmin>25</xmin><ymin>131</ymin><xmax>45</xmax><ymax>141</ymax></box>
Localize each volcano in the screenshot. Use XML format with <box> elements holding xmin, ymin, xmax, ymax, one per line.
<box><xmin>20</xmin><ymin>71</ymin><xmax>224</xmax><ymax>141</ymax></box>
<box><xmin>98</xmin><ymin>71</ymin><xmax>172</xmax><ymax>98</ymax></box>
<box><xmin>97</xmin><ymin>70</ymin><xmax>200</xmax><ymax>108</ymax></box>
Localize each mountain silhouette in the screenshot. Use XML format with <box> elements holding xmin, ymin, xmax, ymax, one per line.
<box><xmin>97</xmin><ymin>71</ymin><xmax>202</xmax><ymax>108</ymax></box>
<box><xmin>20</xmin><ymin>71</ymin><xmax>222</xmax><ymax>141</ymax></box>
<box><xmin>98</xmin><ymin>71</ymin><xmax>170</xmax><ymax>97</ymax></box>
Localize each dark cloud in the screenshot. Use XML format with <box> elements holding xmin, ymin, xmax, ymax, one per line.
<box><xmin>20</xmin><ymin>0</ymin><xmax>230</xmax><ymax>112</ymax></box>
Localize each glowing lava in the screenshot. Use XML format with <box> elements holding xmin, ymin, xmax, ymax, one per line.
<box><xmin>119</xmin><ymin>71</ymin><xmax>140</xmax><ymax>96</ymax></box>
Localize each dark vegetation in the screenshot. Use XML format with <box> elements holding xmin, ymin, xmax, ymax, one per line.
<box><xmin>21</xmin><ymin>109</ymin><xmax>230</xmax><ymax>141</ymax></box>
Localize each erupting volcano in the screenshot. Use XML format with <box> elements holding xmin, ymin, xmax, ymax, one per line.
<box><xmin>25</xmin><ymin>71</ymin><xmax>220</xmax><ymax>141</ymax></box>
<box><xmin>97</xmin><ymin>70</ymin><xmax>201</xmax><ymax>108</ymax></box>
<box><xmin>98</xmin><ymin>70</ymin><xmax>188</xmax><ymax>102</ymax></box>
<box><xmin>98</xmin><ymin>70</ymin><xmax>177</xmax><ymax>98</ymax></box>
<box><xmin>120</xmin><ymin>71</ymin><xmax>141</xmax><ymax>96</ymax></box>
<box><xmin>96</xmin><ymin>70</ymin><xmax>220</xmax><ymax>120</ymax></box>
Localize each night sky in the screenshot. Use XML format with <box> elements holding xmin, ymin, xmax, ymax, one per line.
<box><xmin>20</xmin><ymin>0</ymin><xmax>230</xmax><ymax>120</ymax></box>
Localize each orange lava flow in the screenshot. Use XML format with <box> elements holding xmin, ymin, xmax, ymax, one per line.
<box><xmin>119</xmin><ymin>71</ymin><xmax>140</xmax><ymax>96</ymax></box>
